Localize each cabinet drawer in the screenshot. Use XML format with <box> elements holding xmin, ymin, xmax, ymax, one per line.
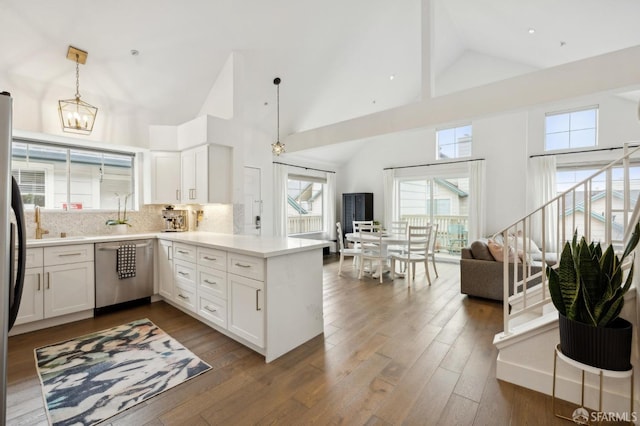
<box><xmin>174</xmin><ymin>283</ymin><xmax>196</xmax><ymax>313</ymax></box>
<box><xmin>174</xmin><ymin>259</ymin><xmax>196</xmax><ymax>288</ymax></box>
<box><xmin>197</xmin><ymin>247</ymin><xmax>226</xmax><ymax>271</ymax></box>
<box><xmin>173</xmin><ymin>243</ymin><xmax>197</xmax><ymax>263</ymax></box>
<box><xmin>198</xmin><ymin>265</ymin><xmax>227</xmax><ymax>299</ymax></box>
<box><xmin>44</xmin><ymin>244</ymin><xmax>94</xmax><ymax>266</ymax></box>
<box><xmin>198</xmin><ymin>294</ymin><xmax>227</xmax><ymax>329</ymax></box>
<box><xmin>227</xmin><ymin>253</ymin><xmax>264</xmax><ymax>281</ymax></box>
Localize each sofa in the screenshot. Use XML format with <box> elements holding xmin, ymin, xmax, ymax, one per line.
<box><xmin>460</xmin><ymin>238</ymin><xmax>555</xmax><ymax>302</ymax></box>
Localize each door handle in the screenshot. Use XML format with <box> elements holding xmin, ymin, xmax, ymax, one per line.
<box><xmin>204</xmin><ymin>306</ymin><xmax>217</xmax><ymax>313</ymax></box>
<box><xmin>46</xmin><ymin>272</ymin><xmax>50</xmax><ymax>289</ymax></box>
<box><xmin>176</xmin><ymin>189</ymin><xmax>180</xmax><ymax>201</ymax></box>
<box><xmin>203</xmin><ymin>279</ymin><xmax>217</xmax><ymax>285</ymax></box>
<box><xmin>256</xmin><ymin>289</ymin><xmax>262</xmax><ymax>311</ymax></box>
<box><xmin>37</xmin><ymin>273</ymin><xmax>41</xmax><ymax>291</ymax></box>
<box><xmin>203</xmin><ymin>256</ymin><xmax>217</xmax><ymax>261</ymax></box>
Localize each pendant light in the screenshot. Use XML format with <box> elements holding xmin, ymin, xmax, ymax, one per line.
<box><xmin>58</xmin><ymin>46</ymin><xmax>98</xmax><ymax>135</ymax></box>
<box><xmin>271</xmin><ymin>77</ymin><xmax>285</xmax><ymax>155</ymax></box>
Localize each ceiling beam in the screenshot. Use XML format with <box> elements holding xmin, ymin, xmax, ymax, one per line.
<box><xmin>283</xmin><ymin>45</ymin><xmax>640</xmax><ymax>152</ymax></box>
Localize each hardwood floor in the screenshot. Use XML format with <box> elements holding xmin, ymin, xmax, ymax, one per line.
<box><xmin>7</xmin><ymin>256</ymin><xmax>575</xmax><ymax>425</ymax></box>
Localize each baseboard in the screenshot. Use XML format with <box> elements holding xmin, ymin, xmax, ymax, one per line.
<box><xmin>496</xmin><ymin>354</ymin><xmax>637</xmax><ymax>415</ymax></box>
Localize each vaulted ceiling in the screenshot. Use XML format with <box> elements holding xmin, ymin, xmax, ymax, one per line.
<box><xmin>1</xmin><ymin>0</ymin><xmax>639</xmax><ymax>143</ymax></box>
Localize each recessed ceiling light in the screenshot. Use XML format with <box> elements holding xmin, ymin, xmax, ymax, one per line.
<box><xmin>389</xmin><ymin>74</ymin><xmax>395</xmax><ymax>81</ymax></box>
<box><xmin>528</xmin><ymin>28</ymin><xmax>536</xmax><ymax>34</ymax></box>
<box><xmin>130</xmin><ymin>49</ymin><xmax>139</xmax><ymax>56</ymax></box>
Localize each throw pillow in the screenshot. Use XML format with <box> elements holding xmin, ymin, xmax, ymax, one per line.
<box><xmin>487</xmin><ymin>239</ymin><xmax>519</xmax><ymax>263</ymax></box>
<box><xmin>470</xmin><ymin>240</ymin><xmax>495</xmax><ymax>261</ymax></box>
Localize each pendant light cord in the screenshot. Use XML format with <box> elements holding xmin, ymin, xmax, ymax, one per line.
<box><xmin>75</xmin><ymin>54</ymin><xmax>81</xmax><ymax>100</ymax></box>
<box><xmin>276</xmin><ymin>78</ymin><xmax>280</xmax><ymax>143</ymax></box>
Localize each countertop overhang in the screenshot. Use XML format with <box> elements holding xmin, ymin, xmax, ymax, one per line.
<box><xmin>26</xmin><ymin>232</ymin><xmax>331</xmax><ymax>258</ymax></box>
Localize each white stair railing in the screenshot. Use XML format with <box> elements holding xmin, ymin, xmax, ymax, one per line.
<box><xmin>497</xmin><ymin>142</ymin><xmax>640</xmax><ymax>338</ymax></box>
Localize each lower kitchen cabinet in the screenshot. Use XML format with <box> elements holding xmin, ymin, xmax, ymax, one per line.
<box><xmin>44</xmin><ymin>262</ymin><xmax>95</xmax><ymax>318</ymax></box>
<box><xmin>157</xmin><ymin>239</ymin><xmax>173</xmax><ymax>299</ymax></box>
<box><xmin>15</xmin><ymin>267</ymin><xmax>44</xmax><ymax>325</ymax></box>
<box><xmin>15</xmin><ymin>245</ymin><xmax>95</xmax><ymax>326</ymax></box>
<box><xmin>228</xmin><ymin>273</ymin><xmax>264</xmax><ymax>348</ymax></box>
<box><xmin>198</xmin><ymin>293</ymin><xmax>227</xmax><ymax>328</ymax></box>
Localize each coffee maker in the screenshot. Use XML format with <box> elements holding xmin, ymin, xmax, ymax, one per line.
<box><xmin>162</xmin><ymin>206</ymin><xmax>188</xmax><ymax>232</ymax></box>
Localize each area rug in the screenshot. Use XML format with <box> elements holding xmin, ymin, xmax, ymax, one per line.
<box><xmin>34</xmin><ymin>318</ymin><xmax>211</xmax><ymax>426</ymax></box>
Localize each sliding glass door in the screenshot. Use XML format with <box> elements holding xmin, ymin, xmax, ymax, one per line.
<box><xmin>397</xmin><ymin>175</ymin><xmax>469</xmax><ymax>259</ymax></box>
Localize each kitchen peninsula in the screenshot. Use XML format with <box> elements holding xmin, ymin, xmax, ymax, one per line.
<box><xmin>157</xmin><ymin>232</ymin><xmax>329</xmax><ymax>362</ymax></box>
<box><xmin>19</xmin><ymin>232</ymin><xmax>329</xmax><ymax>363</ymax></box>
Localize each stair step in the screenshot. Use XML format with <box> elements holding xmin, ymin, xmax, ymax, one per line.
<box><xmin>493</xmin><ymin>309</ymin><xmax>558</xmax><ymax>349</ymax></box>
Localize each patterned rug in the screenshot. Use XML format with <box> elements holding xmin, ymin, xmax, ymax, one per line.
<box><xmin>34</xmin><ymin>318</ymin><xmax>211</xmax><ymax>426</ymax></box>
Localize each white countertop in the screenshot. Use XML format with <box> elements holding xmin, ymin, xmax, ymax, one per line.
<box><xmin>26</xmin><ymin>231</ymin><xmax>330</xmax><ymax>258</ymax></box>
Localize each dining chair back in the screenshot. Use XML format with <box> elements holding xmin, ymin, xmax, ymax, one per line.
<box><xmin>390</xmin><ymin>225</ymin><xmax>434</xmax><ymax>287</ymax></box>
<box><xmin>336</xmin><ymin>222</ymin><xmax>362</xmax><ymax>276</ymax></box>
<box><xmin>357</xmin><ymin>228</ymin><xmax>387</xmax><ymax>284</ymax></box>
<box><xmin>427</xmin><ymin>223</ymin><xmax>439</xmax><ymax>278</ymax></box>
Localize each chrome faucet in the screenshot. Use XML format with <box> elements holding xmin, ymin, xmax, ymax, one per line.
<box><xmin>34</xmin><ymin>206</ymin><xmax>49</xmax><ymax>239</ymax></box>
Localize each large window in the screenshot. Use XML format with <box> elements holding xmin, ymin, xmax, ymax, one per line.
<box><xmin>397</xmin><ymin>176</ymin><xmax>469</xmax><ymax>256</ymax></box>
<box><xmin>287</xmin><ymin>174</ymin><xmax>324</xmax><ymax>235</ymax></box>
<box><xmin>11</xmin><ymin>140</ymin><xmax>135</xmax><ymax>211</ymax></box>
<box><xmin>545</xmin><ymin>107</ymin><xmax>598</xmax><ymax>151</ymax></box>
<box><xmin>556</xmin><ymin>164</ymin><xmax>640</xmax><ymax>242</ymax></box>
<box><xmin>436</xmin><ymin>124</ymin><xmax>472</xmax><ymax>160</ymax></box>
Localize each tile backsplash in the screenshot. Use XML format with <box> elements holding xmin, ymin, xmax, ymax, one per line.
<box><xmin>23</xmin><ymin>204</ymin><xmax>234</xmax><ymax>239</ymax></box>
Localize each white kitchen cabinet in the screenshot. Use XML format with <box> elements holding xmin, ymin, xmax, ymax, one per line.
<box><xmin>15</xmin><ymin>248</ymin><xmax>44</xmax><ymax>325</ymax></box>
<box><xmin>15</xmin><ymin>244</ymin><xmax>94</xmax><ymax>325</ymax></box>
<box><xmin>157</xmin><ymin>239</ymin><xmax>173</xmax><ymax>299</ymax></box>
<box><xmin>173</xmin><ymin>242</ymin><xmax>197</xmax><ymax>313</ymax></box>
<box><xmin>15</xmin><ymin>268</ymin><xmax>44</xmax><ymax>325</ymax></box>
<box><xmin>44</xmin><ymin>262</ymin><xmax>95</xmax><ymax>318</ymax></box>
<box><xmin>180</xmin><ymin>144</ymin><xmax>232</xmax><ymax>204</ymax></box>
<box><xmin>148</xmin><ymin>151</ymin><xmax>181</xmax><ymax>204</ymax></box>
<box><xmin>228</xmin><ymin>273</ymin><xmax>264</xmax><ymax>348</ymax></box>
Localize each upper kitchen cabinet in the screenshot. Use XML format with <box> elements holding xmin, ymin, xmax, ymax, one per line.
<box><xmin>147</xmin><ymin>151</ymin><xmax>181</xmax><ymax>204</ymax></box>
<box><xmin>181</xmin><ymin>144</ymin><xmax>232</xmax><ymax>204</ymax></box>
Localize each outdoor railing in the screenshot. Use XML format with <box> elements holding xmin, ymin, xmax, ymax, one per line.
<box><xmin>288</xmin><ymin>215</ymin><xmax>323</xmax><ymax>234</ymax></box>
<box><xmin>400</xmin><ymin>214</ymin><xmax>469</xmax><ymax>253</ymax></box>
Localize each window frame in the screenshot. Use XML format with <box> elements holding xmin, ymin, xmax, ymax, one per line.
<box><xmin>544</xmin><ymin>106</ymin><xmax>599</xmax><ymax>152</ymax></box>
<box><xmin>286</xmin><ymin>173</ymin><xmax>326</xmax><ymax>236</ymax></box>
<box><xmin>435</xmin><ymin>124</ymin><xmax>472</xmax><ymax>161</ymax></box>
<box><xmin>11</xmin><ymin>138</ymin><xmax>138</xmax><ymax>212</ymax></box>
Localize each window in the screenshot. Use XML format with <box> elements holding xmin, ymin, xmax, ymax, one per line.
<box><xmin>11</xmin><ymin>140</ymin><xmax>135</xmax><ymax>211</ymax></box>
<box><xmin>397</xmin><ymin>176</ymin><xmax>469</xmax><ymax>257</ymax></box>
<box><xmin>545</xmin><ymin>107</ymin><xmax>597</xmax><ymax>151</ymax></box>
<box><xmin>287</xmin><ymin>174</ymin><xmax>324</xmax><ymax>235</ymax></box>
<box><xmin>556</xmin><ymin>164</ymin><xmax>640</xmax><ymax>242</ymax></box>
<box><xmin>436</xmin><ymin>125</ymin><xmax>472</xmax><ymax>160</ymax></box>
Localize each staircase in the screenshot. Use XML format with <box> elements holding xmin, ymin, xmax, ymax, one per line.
<box><xmin>493</xmin><ymin>142</ymin><xmax>640</xmax><ymax>412</ymax></box>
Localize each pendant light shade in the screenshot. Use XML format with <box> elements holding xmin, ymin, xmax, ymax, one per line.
<box><xmin>271</xmin><ymin>77</ymin><xmax>285</xmax><ymax>155</ymax></box>
<box><xmin>58</xmin><ymin>46</ymin><xmax>98</xmax><ymax>135</ymax></box>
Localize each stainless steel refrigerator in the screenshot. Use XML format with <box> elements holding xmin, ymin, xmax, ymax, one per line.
<box><xmin>0</xmin><ymin>92</ymin><xmax>27</xmax><ymax>423</ymax></box>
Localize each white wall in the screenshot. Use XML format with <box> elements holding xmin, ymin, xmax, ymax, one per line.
<box><xmin>332</xmin><ymin>93</ymin><xmax>640</xmax><ymax>237</ymax></box>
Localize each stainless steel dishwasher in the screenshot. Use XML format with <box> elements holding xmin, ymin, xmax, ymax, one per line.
<box><xmin>94</xmin><ymin>238</ymin><xmax>154</xmax><ymax>314</ymax></box>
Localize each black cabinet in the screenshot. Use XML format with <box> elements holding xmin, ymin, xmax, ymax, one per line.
<box><xmin>342</xmin><ymin>192</ymin><xmax>374</xmax><ymax>235</ymax></box>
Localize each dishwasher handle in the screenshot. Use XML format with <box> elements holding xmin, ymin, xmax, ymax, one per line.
<box><xmin>97</xmin><ymin>241</ymin><xmax>153</xmax><ymax>251</ymax></box>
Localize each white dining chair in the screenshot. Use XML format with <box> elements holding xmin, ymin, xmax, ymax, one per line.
<box><xmin>336</xmin><ymin>222</ymin><xmax>362</xmax><ymax>275</ymax></box>
<box><xmin>427</xmin><ymin>223</ymin><xmax>439</xmax><ymax>278</ymax></box>
<box><xmin>357</xmin><ymin>224</ymin><xmax>387</xmax><ymax>284</ymax></box>
<box><xmin>390</xmin><ymin>225</ymin><xmax>433</xmax><ymax>287</ymax></box>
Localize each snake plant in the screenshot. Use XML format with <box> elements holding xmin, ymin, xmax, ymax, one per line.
<box><xmin>547</xmin><ymin>222</ymin><xmax>640</xmax><ymax>327</ymax></box>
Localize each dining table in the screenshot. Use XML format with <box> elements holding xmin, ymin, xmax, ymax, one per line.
<box><xmin>345</xmin><ymin>231</ymin><xmax>410</xmax><ymax>278</ymax></box>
